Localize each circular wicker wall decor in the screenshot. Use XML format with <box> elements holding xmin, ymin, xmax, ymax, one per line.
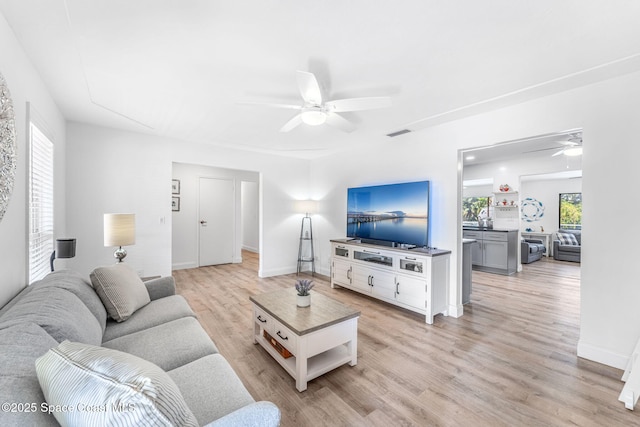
<box><xmin>521</xmin><ymin>197</ymin><xmax>544</xmax><ymax>222</ymax></box>
<box><xmin>0</xmin><ymin>71</ymin><xmax>17</xmax><ymax>222</ymax></box>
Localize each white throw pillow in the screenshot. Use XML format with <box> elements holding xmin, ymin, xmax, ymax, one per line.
<box><xmin>35</xmin><ymin>341</ymin><xmax>198</xmax><ymax>427</ymax></box>
<box><xmin>90</xmin><ymin>263</ymin><xmax>151</xmax><ymax>322</ymax></box>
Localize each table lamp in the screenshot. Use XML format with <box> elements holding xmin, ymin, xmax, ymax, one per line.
<box><xmin>104</xmin><ymin>213</ymin><xmax>135</xmax><ymax>262</ymax></box>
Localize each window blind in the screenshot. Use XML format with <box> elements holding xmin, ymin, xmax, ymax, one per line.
<box><xmin>29</xmin><ymin>123</ymin><xmax>54</xmax><ymax>283</ymax></box>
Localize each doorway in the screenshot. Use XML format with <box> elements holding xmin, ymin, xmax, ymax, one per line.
<box><xmin>459</xmin><ymin>131</ymin><xmax>583</xmax><ymax>294</ymax></box>
<box><xmin>171</xmin><ymin>162</ymin><xmax>260</xmax><ymax>271</ymax></box>
<box><xmin>198</xmin><ymin>177</ymin><xmax>234</xmax><ymax>266</ymax></box>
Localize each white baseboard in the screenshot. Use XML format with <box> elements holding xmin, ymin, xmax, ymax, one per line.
<box><xmin>448</xmin><ymin>303</ymin><xmax>464</xmax><ymax>318</ymax></box>
<box><xmin>259</xmin><ymin>266</ymin><xmax>297</xmax><ymax>278</ymax></box>
<box><xmin>242</xmin><ymin>245</ymin><xmax>259</xmax><ymax>253</ymax></box>
<box><xmin>577</xmin><ymin>340</ymin><xmax>628</xmax><ymax>370</ymax></box>
<box><xmin>172</xmin><ymin>261</ymin><xmax>198</xmax><ymax>271</ymax></box>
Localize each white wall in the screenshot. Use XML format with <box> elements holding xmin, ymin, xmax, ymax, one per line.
<box><xmin>241</xmin><ymin>181</ymin><xmax>259</xmax><ymax>252</ymax></box>
<box><xmin>0</xmin><ymin>14</ymin><xmax>66</xmax><ymax>307</ymax></box>
<box><xmin>312</xmin><ymin>69</ymin><xmax>640</xmax><ymax>370</ymax></box>
<box><xmin>66</xmin><ymin>122</ymin><xmax>309</xmax><ymax>279</ymax></box>
<box><xmin>171</xmin><ymin>163</ymin><xmax>259</xmax><ymax>270</ymax></box>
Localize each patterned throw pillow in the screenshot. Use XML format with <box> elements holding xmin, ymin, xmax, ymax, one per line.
<box><xmin>557</xmin><ymin>232</ymin><xmax>579</xmax><ymax>245</ymax></box>
<box><xmin>35</xmin><ymin>341</ymin><xmax>198</xmax><ymax>427</ymax></box>
<box><xmin>90</xmin><ymin>264</ymin><xmax>151</xmax><ymax>322</ymax></box>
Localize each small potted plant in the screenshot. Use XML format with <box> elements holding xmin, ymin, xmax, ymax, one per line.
<box><xmin>295</xmin><ymin>279</ymin><xmax>314</xmax><ymax>307</ymax></box>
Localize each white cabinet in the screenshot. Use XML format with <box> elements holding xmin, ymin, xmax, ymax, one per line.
<box><xmin>330</xmin><ymin>240</ymin><xmax>450</xmax><ymax>324</ymax></box>
<box><xmin>332</xmin><ymin>258</ymin><xmax>352</xmax><ymax>287</ymax></box>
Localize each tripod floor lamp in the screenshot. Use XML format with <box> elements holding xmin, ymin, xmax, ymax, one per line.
<box><xmin>296</xmin><ymin>200</ymin><xmax>317</xmax><ymax>276</ymax></box>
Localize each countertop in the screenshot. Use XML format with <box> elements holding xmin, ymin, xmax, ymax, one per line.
<box><xmin>330</xmin><ymin>238</ymin><xmax>451</xmax><ymax>257</ymax></box>
<box><xmin>463</xmin><ymin>227</ymin><xmax>517</xmax><ymax>232</ymax></box>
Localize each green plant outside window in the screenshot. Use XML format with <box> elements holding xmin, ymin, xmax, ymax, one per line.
<box><xmin>462</xmin><ymin>197</ymin><xmax>492</xmax><ymax>225</ymax></box>
<box><xmin>559</xmin><ymin>193</ymin><xmax>582</xmax><ymax>230</ymax></box>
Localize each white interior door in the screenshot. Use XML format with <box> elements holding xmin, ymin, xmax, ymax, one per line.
<box><xmin>199</xmin><ymin>177</ymin><xmax>234</xmax><ymax>266</ymax></box>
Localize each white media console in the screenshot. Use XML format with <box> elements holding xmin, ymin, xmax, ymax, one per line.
<box><xmin>330</xmin><ymin>239</ymin><xmax>451</xmax><ymax>324</ymax></box>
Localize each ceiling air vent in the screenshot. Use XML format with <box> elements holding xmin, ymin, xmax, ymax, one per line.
<box><xmin>386</xmin><ymin>129</ymin><xmax>411</xmax><ymax>137</ymax></box>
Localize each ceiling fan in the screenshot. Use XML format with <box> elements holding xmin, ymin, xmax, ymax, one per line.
<box><xmin>551</xmin><ymin>135</ymin><xmax>583</xmax><ymax>157</ymax></box>
<box><xmin>242</xmin><ymin>71</ymin><xmax>392</xmax><ymax>133</ymax></box>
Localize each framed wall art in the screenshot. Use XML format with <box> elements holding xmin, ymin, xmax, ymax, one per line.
<box><xmin>172</xmin><ymin>179</ymin><xmax>180</xmax><ymax>194</ymax></box>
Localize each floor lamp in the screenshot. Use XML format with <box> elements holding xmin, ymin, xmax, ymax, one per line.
<box><xmin>296</xmin><ymin>200</ymin><xmax>317</xmax><ymax>275</ymax></box>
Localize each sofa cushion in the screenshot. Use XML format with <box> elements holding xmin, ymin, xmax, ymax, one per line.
<box><xmin>557</xmin><ymin>232</ymin><xmax>579</xmax><ymax>245</ymax></box>
<box><xmin>102</xmin><ymin>295</ymin><xmax>196</xmax><ymax>342</ymax></box>
<box><xmin>103</xmin><ymin>317</ymin><xmax>218</xmax><ymax>371</ymax></box>
<box><xmin>90</xmin><ymin>263</ymin><xmax>151</xmax><ymax>322</ymax></box>
<box><xmin>36</xmin><ymin>341</ymin><xmax>199</xmax><ymax>427</ymax></box>
<box><xmin>37</xmin><ymin>270</ymin><xmax>107</xmax><ymax>334</ymax></box>
<box><xmin>0</xmin><ymin>286</ymin><xmax>103</xmax><ymax>345</ymax></box>
<box><xmin>558</xmin><ymin>244</ymin><xmax>581</xmax><ymax>254</ymax></box>
<box><xmin>0</xmin><ymin>323</ymin><xmax>59</xmax><ymax>427</ymax></box>
<box><xmin>168</xmin><ymin>354</ymin><xmax>255</xmax><ymax>426</ymax></box>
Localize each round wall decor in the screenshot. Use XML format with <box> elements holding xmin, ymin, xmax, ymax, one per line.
<box><xmin>0</xmin><ymin>71</ymin><xmax>17</xmax><ymax>223</ymax></box>
<box><xmin>521</xmin><ymin>197</ymin><xmax>544</xmax><ymax>222</ymax></box>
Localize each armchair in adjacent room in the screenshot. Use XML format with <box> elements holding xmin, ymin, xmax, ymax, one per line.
<box><xmin>521</xmin><ymin>239</ymin><xmax>546</xmax><ymax>264</ymax></box>
<box><xmin>553</xmin><ymin>229</ymin><xmax>581</xmax><ymax>262</ymax></box>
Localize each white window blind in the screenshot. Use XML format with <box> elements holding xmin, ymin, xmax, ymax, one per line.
<box><xmin>29</xmin><ymin>123</ymin><xmax>54</xmax><ymax>283</ymax></box>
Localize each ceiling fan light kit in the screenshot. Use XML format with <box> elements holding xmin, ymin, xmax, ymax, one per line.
<box><xmin>246</xmin><ymin>70</ymin><xmax>391</xmax><ymax>133</ymax></box>
<box><xmin>563</xmin><ymin>147</ymin><xmax>583</xmax><ymax>156</ymax></box>
<box><xmin>301</xmin><ymin>108</ymin><xmax>327</xmax><ymax>126</ymax></box>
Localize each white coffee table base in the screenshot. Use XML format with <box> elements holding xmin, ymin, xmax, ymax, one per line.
<box><xmin>253</xmin><ymin>314</ymin><xmax>358</xmax><ymax>392</ymax></box>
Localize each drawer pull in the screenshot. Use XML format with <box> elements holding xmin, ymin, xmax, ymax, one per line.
<box><xmin>257</xmin><ymin>315</ymin><xmax>267</xmax><ymax>323</ymax></box>
<box><xmin>276</xmin><ymin>330</ymin><xmax>288</xmax><ymax>341</ymax></box>
<box><xmin>363</xmin><ymin>249</ymin><xmax>380</xmax><ymax>254</ymax></box>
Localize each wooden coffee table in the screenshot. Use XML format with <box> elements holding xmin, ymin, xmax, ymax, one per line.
<box><xmin>250</xmin><ymin>289</ymin><xmax>360</xmax><ymax>392</ymax></box>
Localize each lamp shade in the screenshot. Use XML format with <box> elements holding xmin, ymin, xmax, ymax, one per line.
<box><xmin>55</xmin><ymin>238</ymin><xmax>76</xmax><ymax>258</ymax></box>
<box><xmin>104</xmin><ymin>214</ymin><xmax>136</xmax><ymax>247</ymax></box>
<box><xmin>296</xmin><ymin>200</ymin><xmax>318</xmax><ymax>216</ymax></box>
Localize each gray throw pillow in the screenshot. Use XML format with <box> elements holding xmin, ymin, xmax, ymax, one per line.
<box><xmin>35</xmin><ymin>341</ymin><xmax>198</xmax><ymax>427</ymax></box>
<box><xmin>90</xmin><ymin>264</ymin><xmax>151</xmax><ymax>322</ymax></box>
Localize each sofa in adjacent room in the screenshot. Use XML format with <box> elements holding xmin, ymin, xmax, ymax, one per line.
<box><xmin>521</xmin><ymin>238</ymin><xmax>546</xmax><ymax>264</ymax></box>
<box><xmin>0</xmin><ymin>266</ymin><xmax>280</xmax><ymax>427</ymax></box>
<box><xmin>553</xmin><ymin>229</ymin><xmax>582</xmax><ymax>262</ymax></box>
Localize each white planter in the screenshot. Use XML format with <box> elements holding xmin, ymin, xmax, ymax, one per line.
<box><xmin>297</xmin><ymin>294</ymin><xmax>310</xmax><ymax>307</ymax></box>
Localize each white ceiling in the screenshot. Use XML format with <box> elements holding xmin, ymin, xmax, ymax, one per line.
<box><xmin>1</xmin><ymin>1</ymin><xmax>639</xmax><ymax>159</ymax></box>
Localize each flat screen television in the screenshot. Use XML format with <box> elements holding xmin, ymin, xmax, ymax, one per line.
<box><xmin>347</xmin><ymin>180</ymin><xmax>430</xmax><ymax>248</ymax></box>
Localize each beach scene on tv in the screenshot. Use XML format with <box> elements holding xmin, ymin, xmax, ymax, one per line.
<box><xmin>347</xmin><ymin>181</ymin><xmax>429</xmax><ymax>247</ymax></box>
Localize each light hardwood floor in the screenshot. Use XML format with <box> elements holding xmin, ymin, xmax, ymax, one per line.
<box><xmin>173</xmin><ymin>253</ymin><xmax>640</xmax><ymax>426</ymax></box>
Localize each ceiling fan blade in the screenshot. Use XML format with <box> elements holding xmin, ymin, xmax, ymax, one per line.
<box><xmin>296</xmin><ymin>71</ymin><xmax>322</xmax><ymax>105</ymax></box>
<box><xmin>325</xmin><ymin>113</ymin><xmax>356</xmax><ymax>133</ymax></box>
<box><xmin>238</xmin><ymin>101</ymin><xmax>300</xmax><ymax>110</ymax></box>
<box><xmin>325</xmin><ymin>96</ymin><xmax>392</xmax><ymax>112</ymax></box>
<box><xmin>556</xmin><ymin>140</ymin><xmax>579</xmax><ymax>146</ymax></box>
<box><xmin>280</xmin><ymin>114</ymin><xmax>303</xmax><ymax>132</ymax></box>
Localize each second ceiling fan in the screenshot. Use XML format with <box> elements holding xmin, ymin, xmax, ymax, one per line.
<box><xmin>246</xmin><ymin>71</ymin><xmax>392</xmax><ymax>133</ymax></box>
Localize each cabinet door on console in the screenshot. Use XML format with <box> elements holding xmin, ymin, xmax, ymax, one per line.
<box><xmin>369</xmin><ymin>269</ymin><xmax>397</xmax><ymax>301</ymax></box>
<box><xmin>352</xmin><ymin>265</ymin><xmax>374</xmax><ymax>292</ymax></box>
<box><xmin>395</xmin><ymin>275</ymin><xmax>427</xmax><ymax>310</ymax></box>
<box><xmin>332</xmin><ymin>259</ymin><xmax>352</xmax><ymax>287</ymax></box>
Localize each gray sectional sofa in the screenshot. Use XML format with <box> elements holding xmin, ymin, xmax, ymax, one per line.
<box><xmin>0</xmin><ymin>269</ymin><xmax>280</xmax><ymax>426</ymax></box>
